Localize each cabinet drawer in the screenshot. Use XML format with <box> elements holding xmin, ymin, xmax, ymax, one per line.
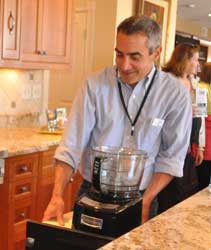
<box><xmin>15</xmin><ymin>205</ymin><xmax>31</xmax><ymax>224</ymax></box>
<box><xmin>6</xmin><ymin>153</ymin><xmax>39</xmax><ymax>181</ymax></box>
<box><xmin>14</xmin><ymin>198</ymin><xmax>35</xmax><ymax>224</ymax></box>
<box><xmin>11</xmin><ymin>177</ymin><xmax>37</xmax><ymax>200</ymax></box>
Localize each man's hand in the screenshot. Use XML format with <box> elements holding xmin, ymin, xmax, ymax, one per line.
<box><xmin>141</xmin><ymin>172</ymin><xmax>173</xmax><ymax>224</ymax></box>
<box><xmin>195</xmin><ymin>148</ymin><xmax>204</xmax><ymax>166</ymax></box>
<box><xmin>141</xmin><ymin>195</ymin><xmax>151</xmax><ymax>224</ymax></box>
<box><xmin>42</xmin><ymin>160</ymin><xmax>73</xmax><ymax>225</ymax></box>
<box><xmin>42</xmin><ymin>195</ymin><xmax>65</xmax><ymax>226</ymax></box>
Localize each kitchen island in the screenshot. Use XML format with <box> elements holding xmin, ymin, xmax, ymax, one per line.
<box><xmin>99</xmin><ymin>188</ymin><xmax>211</xmax><ymax>250</ymax></box>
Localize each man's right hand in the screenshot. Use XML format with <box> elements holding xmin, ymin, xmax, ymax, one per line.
<box><xmin>42</xmin><ymin>160</ymin><xmax>74</xmax><ymax>226</ymax></box>
<box><xmin>42</xmin><ymin>195</ymin><xmax>65</xmax><ymax>226</ymax></box>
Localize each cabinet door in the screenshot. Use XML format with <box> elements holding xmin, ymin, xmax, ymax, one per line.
<box><xmin>2</xmin><ymin>0</ymin><xmax>21</xmax><ymax>59</ymax></box>
<box><xmin>21</xmin><ymin>0</ymin><xmax>72</xmax><ymax>64</ymax></box>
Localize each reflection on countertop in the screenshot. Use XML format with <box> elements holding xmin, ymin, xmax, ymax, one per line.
<box><xmin>99</xmin><ymin>188</ymin><xmax>211</xmax><ymax>250</ymax></box>
<box><xmin>0</xmin><ymin>127</ymin><xmax>61</xmax><ymax>157</ymax></box>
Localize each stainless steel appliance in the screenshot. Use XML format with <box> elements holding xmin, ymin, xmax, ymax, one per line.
<box><xmin>73</xmin><ymin>146</ymin><xmax>148</xmax><ymax>237</ymax></box>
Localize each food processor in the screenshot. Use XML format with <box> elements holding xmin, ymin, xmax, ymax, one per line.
<box><xmin>72</xmin><ymin>146</ymin><xmax>148</xmax><ymax>237</ymax></box>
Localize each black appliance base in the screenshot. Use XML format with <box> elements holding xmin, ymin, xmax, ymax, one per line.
<box><xmin>73</xmin><ymin>195</ymin><xmax>142</xmax><ymax>237</ymax></box>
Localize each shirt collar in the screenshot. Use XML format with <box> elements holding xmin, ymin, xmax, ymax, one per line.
<box><xmin>116</xmin><ymin>65</ymin><xmax>156</xmax><ymax>90</ymax></box>
<box><xmin>143</xmin><ymin>65</ymin><xmax>156</xmax><ymax>90</ymax></box>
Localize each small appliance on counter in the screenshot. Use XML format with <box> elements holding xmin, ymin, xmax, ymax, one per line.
<box><xmin>39</xmin><ymin>107</ymin><xmax>67</xmax><ymax>134</ymax></box>
<box><xmin>73</xmin><ymin>146</ymin><xmax>148</xmax><ymax>237</ymax></box>
<box><xmin>46</xmin><ymin>107</ymin><xmax>67</xmax><ymax>131</ymax></box>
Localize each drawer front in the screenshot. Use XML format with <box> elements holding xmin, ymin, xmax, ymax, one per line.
<box><xmin>15</xmin><ymin>205</ymin><xmax>31</xmax><ymax>224</ymax></box>
<box><xmin>14</xmin><ymin>198</ymin><xmax>35</xmax><ymax>224</ymax></box>
<box><xmin>11</xmin><ymin>177</ymin><xmax>37</xmax><ymax>200</ymax></box>
<box><xmin>7</xmin><ymin>197</ymin><xmax>36</xmax><ymax>250</ymax></box>
<box><xmin>6</xmin><ymin>153</ymin><xmax>39</xmax><ymax>181</ymax></box>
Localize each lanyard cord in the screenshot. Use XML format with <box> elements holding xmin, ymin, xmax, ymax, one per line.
<box><xmin>117</xmin><ymin>69</ymin><xmax>157</xmax><ymax>136</ymax></box>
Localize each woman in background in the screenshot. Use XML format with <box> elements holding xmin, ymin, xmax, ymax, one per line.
<box><xmin>197</xmin><ymin>63</ymin><xmax>211</xmax><ymax>190</ymax></box>
<box><xmin>158</xmin><ymin>43</ymin><xmax>205</xmax><ymax>213</ymax></box>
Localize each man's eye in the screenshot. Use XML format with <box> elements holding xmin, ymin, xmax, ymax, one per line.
<box><xmin>116</xmin><ymin>53</ymin><xmax>123</xmax><ymax>57</ymax></box>
<box><xmin>131</xmin><ymin>55</ymin><xmax>141</xmax><ymax>61</ymax></box>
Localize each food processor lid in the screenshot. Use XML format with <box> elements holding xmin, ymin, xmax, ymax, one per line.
<box><xmin>92</xmin><ymin>146</ymin><xmax>148</xmax><ymax>159</ymax></box>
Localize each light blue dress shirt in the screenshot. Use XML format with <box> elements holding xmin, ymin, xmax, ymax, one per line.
<box><xmin>55</xmin><ymin>66</ymin><xmax>192</xmax><ymax>190</ymax></box>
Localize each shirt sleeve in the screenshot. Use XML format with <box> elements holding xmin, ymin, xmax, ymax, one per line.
<box><xmin>154</xmin><ymin>88</ymin><xmax>192</xmax><ymax>177</ymax></box>
<box><xmin>54</xmin><ymin>78</ymin><xmax>96</xmax><ymax>170</ymax></box>
<box><xmin>199</xmin><ymin>117</ymin><xmax>205</xmax><ymax>148</ymax></box>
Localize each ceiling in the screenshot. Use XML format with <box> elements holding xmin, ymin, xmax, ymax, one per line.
<box><xmin>177</xmin><ymin>0</ymin><xmax>211</xmax><ymax>28</ymax></box>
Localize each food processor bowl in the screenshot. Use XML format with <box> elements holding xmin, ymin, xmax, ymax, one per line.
<box><xmin>90</xmin><ymin>146</ymin><xmax>148</xmax><ymax>202</ymax></box>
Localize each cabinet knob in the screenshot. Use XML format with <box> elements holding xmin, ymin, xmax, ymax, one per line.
<box><xmin>26</xmin><ymin>237</ymin><xmax>35</xmax><ymax>248</ymax></box>
<box><xmin>20</xmin><ymin>166</ymin><xmax>28</xmax><ymax>173</ymax></box>
<box><xmin>20</xmin><ymin>186</ymin><xmax>29</xmax><ymax>193</ymax></box>
<box><xmin>37</xmin><ymin>50</ymin><xmax>48</xmax><ymax>55</ymax></box>
<box><xmin>20</xmin><ymin>212</ymin><xmax>26</xmax><ymax>218</ymax></box>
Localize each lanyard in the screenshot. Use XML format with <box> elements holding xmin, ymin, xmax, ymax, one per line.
<box><xmin>117</xmin><ymin>69</ymin><xmax>157</xmax><ymax>136</ymax></box>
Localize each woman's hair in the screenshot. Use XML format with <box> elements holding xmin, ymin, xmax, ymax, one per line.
<box><xmin>117</xmin><ymin>15</ymin><xmax>161</xmax><ymax>55</ymax></box>
<box><xmin>163</xmin><ymin>43</ymin><xmax>200</xmax><ymax>77</ymax></box>
<box><xmin>200</xmin><ymin>63</ymin><xmax>211</xmax><ymax>84</ymax></box>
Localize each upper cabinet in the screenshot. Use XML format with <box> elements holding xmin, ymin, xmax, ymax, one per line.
<box><xmin>0</xmin><ymin>0</ymin><xmax>73</xmax><ymax>69</ymax></box>
<box><xmin>2</xmin><ymin>0</ymin><xmax>21</xmax><ymax>60</ymax></box>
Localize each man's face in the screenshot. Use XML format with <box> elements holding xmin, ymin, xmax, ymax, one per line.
<box><xmin>115</xmin><ymin>32</ymin><xmax>161</xmax><ymax>86</ymax></box>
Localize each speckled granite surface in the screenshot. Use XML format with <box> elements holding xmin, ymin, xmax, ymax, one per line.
<box><xmin>99</xmin><ymin>188</ymin><xmax>211</xmax><ymax>250</ymax></box>
<box><xmin>0</xmin><ymin>128</ymin><xmax>61</xmax><ymax>157</ymax></box>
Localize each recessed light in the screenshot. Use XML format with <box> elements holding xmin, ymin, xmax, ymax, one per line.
<box><xmin>208</xmin><ymin>13</ymin><xmax>211</xmax><ymax>17</ymax></box>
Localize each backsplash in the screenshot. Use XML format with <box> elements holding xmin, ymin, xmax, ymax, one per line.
<box><xmin>0</xmin><ymin>69</ymin><xmax>49</xmax><ymax>128</ymax></box>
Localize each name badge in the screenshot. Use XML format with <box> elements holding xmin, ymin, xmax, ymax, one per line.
<box><xmin>151</xmin><ymin>118</ymin><xmax>164</xmax><ymax>127</ymax></box>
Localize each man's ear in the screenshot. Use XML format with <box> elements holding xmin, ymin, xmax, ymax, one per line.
<box><xmin>153</xmin><ymin>46</ymin><xmax>162</xmax><ymax>60</ymax></box>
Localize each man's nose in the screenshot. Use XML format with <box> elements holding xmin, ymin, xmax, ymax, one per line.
<box><xmin>121</xmin><ymin>57</ymin><xmax>131</xmax><ymax>71</ymax></box>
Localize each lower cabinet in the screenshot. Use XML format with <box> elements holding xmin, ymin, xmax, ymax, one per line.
<box><xmin>0</xmin><ymin>146</ymin><xmax>82</xmax><ymax>250</ymax></box>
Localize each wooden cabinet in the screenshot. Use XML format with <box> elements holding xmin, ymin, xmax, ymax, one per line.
<box><xmin>4</xmin><ymin>152</ymin><xmax>39</xmax><ymax>250</ymax></box>
<box><xmin>0</xmin><ymin>146</ymin><xmax>82</xmax><ymax>250</ymax></box>
<box><xmin>1</xmin><ymin>0</ymin><xmax>21</xmax><ymax>60</ymax></box>
<box><xmin>0</xmin><ymin>0</ymin><xmax>72</xmax><ymax>69</ymax></box>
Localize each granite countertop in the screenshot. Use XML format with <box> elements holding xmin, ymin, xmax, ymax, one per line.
<box><xmin>0</xmin><ymin>128</ymin><xmax>61</xmax><ymax>157</ymax></box>
<box><xmin>100</xmin><ymin>188</ymin><xmax>211</xmax><ymax>250</ymax></box>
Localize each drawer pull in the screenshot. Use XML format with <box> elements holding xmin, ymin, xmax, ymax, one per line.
<box><xmin>20</xmin><ymin>166</ymin><xmax>29</xmax><ymax>173</ymax></box>
<box><xmin>20</xmin><ymin>212</ymin><xmax>25</xmax><ymax>218</ymax></box>
<box><xmin>26</xmin><ymin>237</ymin><xmax>35</xmax><ymax>248</ymax></box>
<box><xmin>7</xmin><ymin>11</ymin><xmax>16</xmax><ymax>34</ymax></box>
<box><xmin>37</xmin><ymin>50</ymin><xmax>48</xmax><ymax>55</ymax></box>
<box><xmin>20</xmin><ymin>186</ymin><xmax>29</xmax><ymax>193</ymax></box>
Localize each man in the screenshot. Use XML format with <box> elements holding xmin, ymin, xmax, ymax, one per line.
<box><xmin>43</xmin><ymin>16</ymin><xmax>192</xmax><ymax>225</ymax></box>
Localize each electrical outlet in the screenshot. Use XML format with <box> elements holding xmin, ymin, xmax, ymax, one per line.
<box><xmin>32</xmin><ymin>83</ymin><xmax>42</xmax><ymax>99</ymax></box>
<box><xmin>22</xmin><ymin>84</ymin><xmax>32</xmax><ymax>99</ymax></box>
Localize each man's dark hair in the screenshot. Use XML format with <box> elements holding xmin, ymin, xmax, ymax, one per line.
<box><xmin>117</xmin><ymin>15</ymin><xmax>162</xmax><ymax>54</ymax></box>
